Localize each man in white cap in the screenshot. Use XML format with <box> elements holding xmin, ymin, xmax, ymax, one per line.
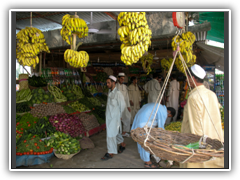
<box><xmin>101</xmin><ymin>75</ymin><xmax>127</xmax><ymax>160</ymax></box>
<box><xmin>180</xmin><ymin>64</ymin><xmax>224</xmax><ymax>168</ymax></box>
<box><xmin>116</xmin><ymin>72</ymin><xmax>132</xmax><ymax>137</ymax></box>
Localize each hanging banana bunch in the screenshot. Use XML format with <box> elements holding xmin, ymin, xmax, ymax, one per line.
<box><xmin>60</xmin><ymin>14</ymin><xmax>88</xmax><ymax>45</ymax></box>
<box><xmin>64</xmin><ymin>49</ymin><xmax>89</xmax><ymax>68</ymax></box>
<box><xmin>16</xmin><ymin>26</ymin><xmax>50</xmax><ymax>69</ymax></box>
<box><xmin>140</xmin><ymin>53</ymin><xmax>153</xmax><ymax>75</ymax></box>
<box><xmin>117</xmin><ymin>12</ymin><xmax>152</xmax><ymax>66</ymax></box>
<box><xmin>161</xmin><ymin>58</ymin><xmax>173</xmax><ymax>71</ymax></box>
<box><xmin>171</xmin><ymin>31</ymin><xmax>196</xmax><ymax>74</ymax></box>
<box><xmin>61</xmin><ymin>13</ymin><xmax>90</xmax><ymax>68</ymax></box>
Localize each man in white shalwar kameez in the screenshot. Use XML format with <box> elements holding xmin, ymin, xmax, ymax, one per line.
<box><xmin>116</xmin><ymin>73</ymin><xmax>131</xmax><ymax>137</ymax></box>
<box><xmin>143</xmin><ymin>73</ymin><xmax>162</xmax><ymax>104</ymax></box>
<box><xmin>128</xmin><ymin>76</ymin><xmax>141</xmax><ymax>125</ymax></box>
<box><xmin>166</xmin><ymin>74</ymin><xmax>180</xmax><ymax>122</ymax></box>
<box><xmin>101</xmin><ymin>75</ymin><xmax>127</xmax><ymax>160</ymax></box>
<box><xmin>131</xmin><ymin>103</ymin><xmax>175</xmax><ymax>168</ymax></box>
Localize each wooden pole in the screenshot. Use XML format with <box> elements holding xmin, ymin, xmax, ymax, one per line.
<box><xmin>39</xmin><ymin>52</ymin><xmax>42</xmax><ymax>76</ymax></box>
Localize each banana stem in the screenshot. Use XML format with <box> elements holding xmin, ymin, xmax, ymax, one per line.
<box><xmin>75</xmin><ymin>42</ymin><xmax>83</xmax><ymax>51</ymax></box>
<box><xmin>72</xmin><ymin>33</ymin><xmax>77</xmax><ymax>50</ymax></box>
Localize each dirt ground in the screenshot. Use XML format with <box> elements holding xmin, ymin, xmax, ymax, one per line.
<box><xmin>17</xmin><ymin>130</ymin><xmax>179</xmax><ymax>169</ymax></box>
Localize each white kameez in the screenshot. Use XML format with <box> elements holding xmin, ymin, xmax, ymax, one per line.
<box><xmin>116</xmin><ymin>82</ymin><xmax>131</xmax><ymax>132</ymax></box>
<box><xmin>143</xmin><ymin>79</ymin><xmax>161</xmax><ymax>103</ymax></box>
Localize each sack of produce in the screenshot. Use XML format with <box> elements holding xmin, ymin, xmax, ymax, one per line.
<box><xmin>79</xmin><ymin>137</ymin><xmax>95</xmax><ymax>149</ymax></box>
<box><xmin>19</xmin><ymin>74</ymin><xmax>29</xmax><ymax>90</ymax></box>
<box><xmin>77</xmin><ymin>113</ymin><xmax>100</xmax><ymax>131</ymax></box>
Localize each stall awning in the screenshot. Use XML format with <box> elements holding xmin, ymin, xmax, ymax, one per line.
<box><xmin>196</xmin><ymin>42</ymin><xmax>224</xmax><ymax>72</ymax></box>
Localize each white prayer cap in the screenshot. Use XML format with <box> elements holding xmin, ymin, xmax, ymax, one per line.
<box><xmin>108</xmin><ymin>75</ymin><xmax>117</xmax><ymax>82</ymax></box>
<box><xmin>190</xmin><ymin>64</ymin><xmax>206</xmax><ymax>79</ymax></box>
<box><xmin>118</xmin><ymin>72</ymin><xmax>125</xmax><ymax>77</ymax></box>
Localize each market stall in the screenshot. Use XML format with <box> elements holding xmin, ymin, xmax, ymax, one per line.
<box><xmin>14</xmin><ymin>11</ymin><xmax>226</xmax><ymax>168</ymax></box>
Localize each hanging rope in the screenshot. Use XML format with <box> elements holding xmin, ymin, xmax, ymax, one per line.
<box><xmin>143</xmin><ymin>35</ymin><xmax>181</xmax><ymax>155</ymax></box>
<box><xmin>142</xmin><ymin>30</ymin><xmax>223</xmax><ymax>158</ymax></box>
<box><xmin>30</xmin><ymin>12</ymin><xmax>32</xmax><ymax>27</ymax></box>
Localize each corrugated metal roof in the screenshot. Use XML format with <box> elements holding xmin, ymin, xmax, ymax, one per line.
<box><xmin>16</xmin><ymin>11</ymin><xmax>117</xmax><ymax>33</ymax></box>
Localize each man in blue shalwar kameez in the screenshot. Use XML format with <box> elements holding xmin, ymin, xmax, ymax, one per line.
<box><xmin>131</xmin><ymin>103</ymin><xmax>175</xmax><ymax>168</ymax></box>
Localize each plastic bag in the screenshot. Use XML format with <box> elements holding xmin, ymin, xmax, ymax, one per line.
<box><xmin>16</xmin><ymin>152</ymin><xmax>54</xmax><ymax>167</ymax></box>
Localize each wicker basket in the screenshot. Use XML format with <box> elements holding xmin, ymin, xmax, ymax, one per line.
<box><xmin>131</xmin><ymin>127</ymin><xmax>224</xmax><ymax>163</ymax></box>
<box><xmin>53</xmin><ymin>149</ymin><xmax>81</xmax><ymax>160</ymax></box>
<box><xmin>29</xmin><ymin>85</ymin><xmax>48</xmax><ymax>91</ymax></box>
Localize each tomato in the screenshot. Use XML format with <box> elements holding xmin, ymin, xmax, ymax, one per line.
<box><xmin>30</xmin><ymin>152</ymin><xmax>33</xmax><ymax>155</ymax></box>
<box><xmin>26</xmin><ymin>152</ymin><xmax>29</xmax><ymax>155</ymax></box>
<box><xmin>37</xmin><ymin>146</ymin><xmax>40</xmax><ymax>149</ymax></box>
<box><xmin>16</xmin><ymin>147</ymin><xmax>17</xmax><ymax>149</ymax></box>
<box><xmin>34</xmin><ymin>143</ymin><xmax>38</xmax><ymax>146</ymax></box>
<box><xmin>44</xmin><ymin>145</ymin><xmax>47</xmax><ymax>147</ymax></box>
<box><xmin>29</xmin><ymin>149</ymin><xmax>33</xmax><ymax>153</ymax></box>
<box><xmin>39</xmin><ymin>140</ymin><xmax>42</xmax><ymax>142</ymax></box>
<box><xmin>34</xmin><ymin>121</ymin><xmax>37</xmax><ymax>124</ymax></box>
<box><xmin>33</xmin><ymin>135</ymin><xmax>36</xmax><ymax>138</ymax></box>
<box><xmin>24</xmin><ymin>140</ymin><xmax>27</xmax><ymax>143</ymax></box>
<box><xmin>42</xmin><ymin>152</ymin><xmax>45</xmax><ymax>155</ymax></box>
<box><xmin>19</xmin><ymin>135</ymin><xmax>22</xmax><ymax>138</ymax></box>
<box><xmin>27</xmin><ymin>122</ymin><xmax>29</xmax><ymax>124</ymax></box>
<box><xmin>26</xmin><ymin>144</ymin><xmax>29</xmax><ymax>147</ymax></box>
<box><xmin>23</xmin><ymin>152</ymin><xmax>27</xmax><ymax>155</ymax></box>
<box><xmin>37</xmin><ymin>152</ymin><xmax>40</xmax><ymax>155</ymax></box>
<box><xmin>21</xmin><ymin>128</ymin><xmax>24</xmax><ymax>131</ymax></box>
<box><xmin>28</xmin><ymin>124</ymin><xmax>31</xmax><ymax>127</ymax></box>
<box><xmin>17</xmin><ymin>122</ymin><xmax>20</xmax><ymax>125</ymax></box>
<box><xmin>39</xmin><ymin>152</ymin><xmax>43</xmax><ymax>155</ymax></box>
<box><xmin>19</xmin><ymin>153</ymin><xmax>23</xmax><ymax>156</ymax></box>
<box><xmin>33</xmin><ymin>152</ymin><xmax>37</xmax><ymax>155</ymax></box>
<box><xmin>51</xmin><ymin>147</ymin><xmax>53</xmax><ymax>151</ymax></box>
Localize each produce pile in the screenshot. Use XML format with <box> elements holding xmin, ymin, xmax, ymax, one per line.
<box><xmin>68</xmin><ymin>101</ymin><xmax>90</xmax><ymax>112</ymax></box>
<box><xmin>72</xmin><ymin>84</ymin><xmax>84</xmax><ymax>99</ymax></box>
<box><xmin>61</xmin><ymin>85</ymin><xmax>77</xmax><ymax>101</ymax></box>
<box><xmin>25</xmin><ymin>117</ymin><xmax>57</xmax><ymax>138</ymax></box>
<box><xmin>171</xmin><ymin>31</ymin><xmax>196</xmax><ymax>74</ymax></box>
<box><xmin>82</xmin><ymin>87</ymin><xmax>93</xmax><ymax>97</ymax></box>
<box><xmin>78</xmin><ymin>98</ymin><xmax>94</xmax><ymax>109</ymax></box>
<box><xmin>49</xmin><ymin>113</ymin><xmax>86</xmax><ymax>138</ymax></box>
<box><xmin>62</xmin><ymin>105</ymin><xmax>76</xmax><ymax>114</ymax></box>
<box><xmin>77</xmin><ymin>113</ymin><xmax>100</xmax><ymax>131</ymax></box>
<box><xmin>87</xmin><ymin>97</ymin><xmax>102</xmax><ymax>106</ymax></box>
<box><xmin>140</xmin><ymin>53</ymin><xmax>154</xmax><ymax>75</ymax></box>
<box><xmin>91</xmin><ymin>106</ymin><xmax>106</xmax><ymax>125</ymax></box>
<box><xmin>118</xmin><ymin>12</ymin><xmax>152</xmax><ymax>65</ymax></box>
<box><xmin>87</xmin><ymin>85</ymin><xmax>98</xmax><ymax>94</ymax></box>
<box><xmin>16</xmin><ymin>113</ymin><xmax>39</xmax><ymax>136</ymax></box>
<box><xmin>30</xmin><ymin>103</ymin><xmax>65</xmax><ymax>118</ymax></box>
<box><xmin>103</xmin><ymin>85</ymin><xmax>109</xmax><ymax>93</ymax></box>
<box><xmin>30</xmin><ymin>88</ymin><xmax>54</xmax><ymax>105</ymax></box>
<box><xmin>28</xmin><ymin>75</ymin><xmax>47</xmax><ymax>87</ymax></box>
<box><xmin>48</xmin><ymin>85</ymin><xmax>67</xmax><ymax>103</ymax></box>
<box><xmin>93</xmin><ymin>72</ymin><xmax>108</xmax><ymax>82</ymax></box>
<box><xmin>16</xmin><ymin>88</ymin><xmax>32</xmax><ymax>103</ymax></box>
<box><xmin>16</xmin><ymin>135</ymin><xmax>53</xmax><ymax>156</ymax></box>
<box><xmin>16</xmin><ymin>26</ymin><xmax>50</xmax><ymax>68</ymax></box>
<box><xmin>16</xmin><ymin>102</ymin><xmax>31</xmax><ymax>113</ymax></box>
<box><xmin>97</xmin><ymin>94</ymin><xmax>108</xmax><ymax>102</ymax></box>
<box><xmin>165</xmin><ymin>121</ymin><xmax>182</xmax><ymax>132</ymax></box>
<box><xmin>45</xmin><ymin>131</ymin><xmax>81</xmax><ymax>155</ymax></box>
<box><xmin>95</xmin><ymin>96</ymin><xmax>107</xmax><ymax>106</ymax></box>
